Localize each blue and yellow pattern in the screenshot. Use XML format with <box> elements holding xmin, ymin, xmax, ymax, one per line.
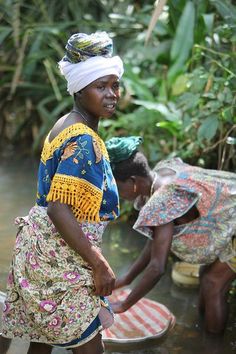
<box><xmin>36</xmin><ymin>123</ymin><xmax>119</xmax><ymax>222</ymax></box>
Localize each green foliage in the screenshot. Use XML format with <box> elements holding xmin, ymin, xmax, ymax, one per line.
<box><xmin>108</xmin><ymin>0</ymin><xmax>236</xmax><ymax>170</ymax></box>
<box><xmin>0</xmin><ymin>0</ymin><xmax>235</xmax><ymax>173</ymax></box>
<box><xmin>169</xmin><ymin>1</ymin><xmax>195</xmax><ymax>81</ymax></box>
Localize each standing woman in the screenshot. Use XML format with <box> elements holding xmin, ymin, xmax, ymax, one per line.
<box><xmin>0</xmin><ymin>32</ymin><xmax>123</xmax><ymax>354</ymax></box>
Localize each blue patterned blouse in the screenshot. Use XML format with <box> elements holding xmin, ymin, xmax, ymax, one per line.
<box><xmin>36</xmin><ymin>123</ymin><xmax>119</xmax><ymax>222</ymax></box>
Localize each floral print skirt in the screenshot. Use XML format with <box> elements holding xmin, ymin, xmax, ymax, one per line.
<box><xmin>1</xmin><ymin>206</ymin><xmax>108</xmax><ymax>346</ymax></box>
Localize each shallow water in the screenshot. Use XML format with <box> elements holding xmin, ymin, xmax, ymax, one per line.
<box><xmin>0</xmin><ymin>157</ymin><xmax>235</xmax><ymax>354</ymax></box>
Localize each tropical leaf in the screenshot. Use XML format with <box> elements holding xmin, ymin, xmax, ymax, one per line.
<box><xmin>198</xmin><ymin>116</ymin><xmax>219</xmax><ymax>141</ymax></box>
<box><xmin>168</xmin><ymin>1</ymin><xmax>195</xmax><ymax>80</ymax></box>
<box><xmin>202</xmin><ymin>13</ymin><xmax>214</xmax><ymax>34</ymax></box>
<box><xmin>156</xmin><ymin>120</ymin><xmax>182</xmax><ymax>136</ymax></box>
<box><xmin>0</xmin><ymin>26</ymin><xmax>12</xmax><ymax>44</ymax></box>
<box><xmin>170</xmin><ymin>1</ymin><xmax>195</xmax><ymax>62</ymax></box>
<box><xmin>133</xmin><ymin>100</ymin><xmax>181</xmax><ymax>122</ymax></box>
<box><xmin>210</xmin><ymin>0</ymin><xmax>236</xmax><ymax>23</ymax></box>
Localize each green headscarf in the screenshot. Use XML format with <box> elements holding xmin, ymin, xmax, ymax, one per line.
<box><xmin>105</xmin><ymin>136</ymin><xmax>143</xmax><ymax>164</ymax></box>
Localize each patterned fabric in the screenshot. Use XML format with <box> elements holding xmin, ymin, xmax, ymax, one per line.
<box><xmin>37</xmin><ymin>123</ymin><xmax>119</xmax><ymax>222</ymax></box>
<box><xmin>133</xmin><ymin>158</ymin><xmax>236</xmax><ymax>267</ymax></box>
<box><xmin>63</xmin><ymin>32</ymin><xmax>113</xmax><ymax>64</ymax></box>
<box><xmin>2</xmin><ymin>124</ymin><xmax>119</xmax><ymax>345</ymax></box>
<box><xmin>2</xmin><ymin>206</ymin><xmax>106</xmax><ymax>344</ymax></box>
<box><xmin>58</xmin><ymin>31</ymin><xmax>124</xmax><ymax>95</ymax></box>
<box><xmin>227</xmin><ymin>238</ymin><xmax>236</xmax><ymax>272</ymax></box>
<box><xmin>55</xmin><ymin>315</ymin><xmax>102</xmax><ymax>348</ymax></box>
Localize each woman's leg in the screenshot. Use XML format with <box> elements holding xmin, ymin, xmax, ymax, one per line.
<box><xmin>71</xmin><ymin>333</ymin><xmax>104</xmax><ymax>354</ymax></box>
<box><xmin>199</xmin><ymin>259</ymin><xmax>236</xmax><ymax>333</ymax></box>
<box><xmin>27</xmin><ymin>342</ymin><xmax>52</xmax><ymax>354</ymax></box>
<box><xmin>198</xmin><ymin>264</ymin><xmax>209</xmax><ymax>314</ymax></box>
<box><xmin>0</xmin><ymin>335</ymin><xmax>12</xmax><ymax>354</ymax></box>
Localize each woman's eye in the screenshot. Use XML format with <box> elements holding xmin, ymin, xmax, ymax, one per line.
<box><xmin>113</xmin><ymin>83</ymin><xmax>120</xmax><ymax>90</ymax></box>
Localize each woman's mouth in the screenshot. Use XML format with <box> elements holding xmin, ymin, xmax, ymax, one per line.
<box><xmin>104</xmin><ymin>103</ymin><xmax>116</xmax><ymax>113</ymax></box>
<box><xmin>105</xmin><ymin>102</ymin><xmax>116</xmax><ymax>108</ymax></box>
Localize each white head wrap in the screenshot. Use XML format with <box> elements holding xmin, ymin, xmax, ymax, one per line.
<box><xmin>58</xmin><ymin>55</ymin><xmax>124</xmax><ymax>96</ymax></box>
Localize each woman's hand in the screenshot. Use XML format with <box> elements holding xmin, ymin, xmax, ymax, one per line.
<box><xmin>111</xmin><ymin>300</ymin><xmax>127</xmax><ymax>314</ymax></box>
<box><xmin>114</xmin><ymin>274</ymin><xmax>129</xmax><ymax>289</ymax></box>
<box><xmin>93</xmin><ymin>261</ymin><xmax>116</xmax><ymax>297</ymax></box>
<box><xmin>47</xmin><ymin>201</ymin><xmax>116</xmax><ymax>297</ymax></box>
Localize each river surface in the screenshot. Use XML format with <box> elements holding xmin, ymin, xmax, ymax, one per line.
<box><xmin>0</xmin><ymin>157</ymin><xmax>235</xmax><ymax>354</ymax></box>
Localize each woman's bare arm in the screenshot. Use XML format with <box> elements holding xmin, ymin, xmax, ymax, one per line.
<box><xmin>47</xmin><ymin>201</ymin><xmax>115</xmax><ymax>296</ymax></box>
<box><xmin>112</xmin><ymin>222</ymin><xmax>173</xmax><ymax>312</ymax></box>
<box><xmin>115</xmin><ymin>239</ymin><xmax>152</xmax><ymax>288</ymax></box>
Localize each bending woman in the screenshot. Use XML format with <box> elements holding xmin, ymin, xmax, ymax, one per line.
<box><xmin>105</xmin><ymin>136</ymin><xmax>236</xmax><ymax>334</ymax></box>
<box><xmin>0</xmin><ymin>32</ymin><xmax>123</xmax><ymax>354</ymax></box>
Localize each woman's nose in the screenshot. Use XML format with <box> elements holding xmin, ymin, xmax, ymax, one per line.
<box><xmin>105</xmin><ymin>87</ymin><xmax>116</xmax><ymax>97</ymax></box>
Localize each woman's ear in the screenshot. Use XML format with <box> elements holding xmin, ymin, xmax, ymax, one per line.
<box><xmin>130</xmin><ymin>176</ymin><xmax>137</xmax><ymax>184</ymax></box>
<box><xmin>130</xmin><ymin>176</ymin><xmax>137</xmax><ymax>194</ymax></box>
<box><xmin>74</xmin><ymin>91</ymin><xmax>82</xmax><ymax>101</ymax></box>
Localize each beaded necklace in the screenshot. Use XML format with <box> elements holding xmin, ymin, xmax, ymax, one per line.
<box><xmin>71</xmin><ymin>108</ymin><xmax>97</xmax><ymax>131</ymax></box>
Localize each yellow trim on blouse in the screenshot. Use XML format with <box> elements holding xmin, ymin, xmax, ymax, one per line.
<box><xmin>41</xmin><ymin>123</ymin><xmax>109</xmax><ymax>164</ymax></box>
<box><xmin>46</xmin><ymin>174</ymin><xmax>102</xmax><ymax>222</ymax></box>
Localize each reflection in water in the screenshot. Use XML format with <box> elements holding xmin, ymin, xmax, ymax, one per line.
<box><xmin>0</xmin><ymin>158</ymin><xmax>235</xmax><ymax>354</ymax></box>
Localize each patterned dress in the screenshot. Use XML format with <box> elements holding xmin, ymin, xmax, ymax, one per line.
<box><xmin>133</xmin><ymin>158</ymin><xmax>236</xmax><ymax>270</ymax></box>
<box><xmin>2</xmin><ymin>123</ymin><xmax>119</xmax><ymax>346</ymax></box>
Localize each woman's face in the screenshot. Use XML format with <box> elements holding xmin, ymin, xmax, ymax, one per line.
<box><xmin>116</xmin><ymin>175</ymin><xmax>151</xmax><ymax>202</ymax></box>
<box><xmin>78</xmin><ymin>74</ymin><xmax>120</xmax><ymax>119</ymax></box>
<box><xmin>116</xmin><ymin>178</ymin><xmax>136</xmax><ymax>201</ymax></box>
